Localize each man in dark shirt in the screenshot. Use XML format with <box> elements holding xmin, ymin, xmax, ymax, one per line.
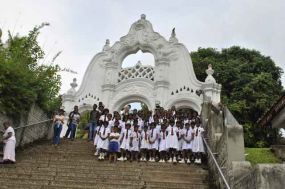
<box><xmin>64</xmin><ymin>105</ymin><xmax>80</xmax><ymax>140</ymax></box>
<box><xmin>89</xmin><ymin>104</ymin><xmax>100</xmax><ymax>141</ymax></box>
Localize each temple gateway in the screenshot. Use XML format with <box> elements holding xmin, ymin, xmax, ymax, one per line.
<box><xmin>62</xmin><ymin>14</ymin><xmax>221</xmax><ymax>114</ymax></box>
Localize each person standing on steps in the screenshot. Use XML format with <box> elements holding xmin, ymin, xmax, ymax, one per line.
<box><xmin>0</xmin><ymin>121</ymin><xmax>16</xmax><ymax>164</ymax></box>
<box><xmin>52</xmin><ymin>107</ymin><xmax>65</xmax><ymax>146</ymax></box>
<box><xmin>64</xmin><ymin>105</ymin><xmax>80</xmax><ymax>140</ymax></box>
<box><xmin>89</xmin><ymin>104</ymin><xmax>100</xmax><ymax>141</ymax></box>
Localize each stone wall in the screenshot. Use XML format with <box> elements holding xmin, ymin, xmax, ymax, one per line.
<box><xmin>271</xmin><ymin>145</ymin><xmax>285</xmax><ymax>161</ymax></box>
<box><xmin>234</xmin><ymin>164</ymin><xmax>285</xmax><ymax>189</ymax></box>
<box><xmin>202</xmin><ymin>102</ymin><xmax>285</xmax><ymax>189</ymax></box>
<box><xmin>201</xmin><ymin>102</ymin><xmax>248</xmax><ymax>188</ymax></box>
<box><xmin>0</xmin><ymin>104</ymin><xmax>53</xmax><ymax>148</ymax></box>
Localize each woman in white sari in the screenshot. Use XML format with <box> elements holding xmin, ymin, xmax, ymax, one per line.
<box><xmin>1</xmin><ymin>121</ymin><xmax>16</xmax><ymax>164</ymax></box>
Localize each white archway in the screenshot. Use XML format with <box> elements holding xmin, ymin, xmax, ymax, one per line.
<box><xmin>62</xmin><ymin>14</ymin><xmax>221</xmax><ymax>116</ymax></box>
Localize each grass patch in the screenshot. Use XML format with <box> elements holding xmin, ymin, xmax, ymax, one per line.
<box><xmin>245</xmin><ymin>148</ymin><xmax>281</xmax><ymax>165</ymax></box>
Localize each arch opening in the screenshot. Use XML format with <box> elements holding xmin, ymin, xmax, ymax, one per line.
<box><xmin>121</xmin><ymin>50</ymin><xmax>155</xmax><ymax>68</ymax></box>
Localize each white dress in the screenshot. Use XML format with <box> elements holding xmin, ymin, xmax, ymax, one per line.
<box><xmin>140</xmin><ymin>130</ymin><xmax>149</xmax><ymax>149</ymax></box>
<box><xmin>94</xmin><ymin>125</ymin><xmax>103</xmax><ymax>146</ymax></box>
<box><xmin>192</xmin><ymin>127</ymin><xmax>205</xmax><ymax>153</ymax></box>
<box><xmin>138</xmin><ymin>118</ymin><xmax>144</xmax><ymax>131</ymax></box>
<box><xmin>120</xmin><ymin>129</ymin><xmax>132</xmax><ymax>150</ymax></box>
<box><xmin>99</xmin><ymin>115</ymin><xmax>109</xmax><ymax>122</ymax></box>
<box><xmin>108</xmin><ymin>120</ymin><xmax>114</xmax><ymax>130</ymax></box>
<box><xmin>182</xmin><ymin>128</ymin><xmax>194</xmax><ymax>150</ymax></box>
<box><xmin>130</xmin><ymin>131</ymin><xmax>140</xmax><ymax>152</ymax></box>
<box><xmin>3</xmin><ymin>126</ymin><xmax>16</xmax><ymax>162</ymax></box>
<box><xmin>97</xmin><ymin>127</ymin><xmax>110</xmax><ymax>150</ymax></box>
<box><xmin>166</xmin><ymin>126</ymin><xmax>179</xmax><ymax>150</ymax></box>
<box><xmin>159</xmin><ymin>131</ymin><xmax>167</xmax><ymax>152</ymax></box>
<box><xmin>148</xmin><ymin>128</ymin><xmax>159</xmax><ymax>150</ymax></box>
<box><xmin>178</xmin><ymin>128</ymin><xmax>184</xmax><ymax>151</ymax></box>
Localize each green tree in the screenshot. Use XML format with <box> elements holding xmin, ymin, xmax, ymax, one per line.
<box><xmin>191</xmin><ymin>46</ymin><xmax>283</xmax><ymax>147</ymax></box>
<box><xmin>0</xmin><ymin>23</ymin><xmax>61</xmax><ymax>119</ymax></box>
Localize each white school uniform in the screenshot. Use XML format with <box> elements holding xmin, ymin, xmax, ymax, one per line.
<box><xmin>156</xmin><ymin>123</ymin><xmax>161</xmax><ymax>132</ymax></box>
<box><xmin>148</xmin><ymin>128</ymin><xmax>159</xmax><ymax>150</ymax></box>
<box><xmin>166</xmin><ymin>126</ymin><xmax>179</xmax><ymax>150</ymax></box>
<box><xmin>192</xmin><ymin>127</ymin><xmax>205</xmax><ymax>153</ymax></box>
<box><xmin>99</xmin><ymin>115</ymin><xmax>109</xmax><ymax>122</ymax></box>
<box><xmin>118</xmin><ymin>120</ymin><xmax>125</xmax><ymax>130</ymax></box>
<box><xmin>120</xmin><ymin>128</ymin><xmax>132</xmax><ymax>150</ymax></box>
<box><xmin>183</xmin><ymin>119</ymin><xmax>189</xmax><ymax>125</ymax></box>
<box><xmin>182</xmin><ymin>128</ymin><xmax>194</xmax><ymax>150</ymax></box>
<box><xmin>3</xmin><ymin>126</ymin><xmax>16</xmax><ymax>162</ymax></box>
<box><xmin>97</xmin><ymin>127</ymin><xmax>110</xmax><ymax>150</ymax></box>
<box><xmin>108</xmin><ymin>120</ymin><xmax>114</xmax><ymax>129</ymax></box>
<box><xmin>159</xmin><ymin>130</ymin><xmax>167</xmax><ymax>152</ymax></box>
<box><xmin>178</xmin><ymin>128</ymin><xmax>184</xmax><ymax>151</ymax></box>
<box><xmin>140</xmin><ymin>130</ymin><xmax>149</xmax><ymax>149</ymax></box>
<box><xmin>138</xmin><ymin>118</ymin><xmax>144</xmax><ymax>131</ymax></box>
<box><xmin>130</xmin><ymin>131</ymin><xmax>141</xmax><ymax>152</ymax></box>
<box><xmin>94</xmin><ymin>125</ymin><xmax>103</xmax><ymax>146</ymax></box>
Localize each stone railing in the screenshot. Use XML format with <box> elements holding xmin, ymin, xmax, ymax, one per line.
<box><xmin>0</xmin><ymin>104</ymin><xmax>53</xmax><ymax>148</ymax></box>
<box><xmin>201</xmin><ymin>102</ymin><xmax>247</xmax><ymax>188</ymax></box>
<box><xmin>233</xmin><ymin>168</ymin><xmax>257</xmax><ymax>189</ymax></box>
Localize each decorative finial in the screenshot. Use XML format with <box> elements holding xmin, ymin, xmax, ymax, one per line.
<box><xmin>102</xmin><ymin>39</ymin><xmax>111</xmax><ymax>51</ymax></box>
<box><xmin>169</xmin><ymin>27</ymin><xmax>178</xmax><ymax>43</ymax></box>
<box><xmin>171</xmin><ymin>28</ymin><xmax>176</xmax><ymax>37</ymax></box>
<box><xmin>205</xmin><ymin>64</ymin><xmax>216</xmax><ymax>83</ymax></box>
<box><xmin>141</xmin><ymin>14</ymin><xmax>146</xmax><ymax>20</ymax></box>
<box><xmin>66</xmin><ymin>78</ymin><xmax>78</xmax><ymax>95</ymax></box>
<box><xmin>71</xmin><ymin>78</ymin><xmax>78</xmax><ymax>89</ymax></box>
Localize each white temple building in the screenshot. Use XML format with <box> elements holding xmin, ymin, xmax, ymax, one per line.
<box><xmin>62</xmin><ymin>14</ymin><xmax>221</xmax><ymax>114</ymax></box>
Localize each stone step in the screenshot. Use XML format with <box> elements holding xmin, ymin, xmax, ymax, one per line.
<box><xmin>0</xmin><ymin>172</ymin><xmax>207</xmax><ymax>184</ymax></box>
<box><xmin>0</xmin><ymin>179</ymin><xmax>208</xmax><ymax>189</ymax></box>
<box><xmin>0</xmin><ymin>170</ymin><xmax>207</xmax><ymax>183</ymax></box>
<box><xmin>0</xmin><ymin>139</ymin><xmax>209</xmax><ymax>189</ymax></box>
<box><xmin>0</xmin><ymin>167</ymin><xmax>207</xmax><ymax>179</ymax></box>
<box><xmin>0</xmin><ymin>164</ymin><xmax>208</xmax><ymax>176</ymax></box>
<box><xmin>18</xmin><ymin>159</ymin><xmax>206</xmax><ymax>169</ymax></box>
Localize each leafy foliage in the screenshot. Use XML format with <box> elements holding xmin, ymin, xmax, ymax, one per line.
<box><xmin>191</xmin><ymin>46</ymin><xmax>284</xmax><ymax>147</ymax></box>
<box><xmin>0</xmin><ymin>23</ymin><xmax>61</xmax><ymax>119</ymax></box>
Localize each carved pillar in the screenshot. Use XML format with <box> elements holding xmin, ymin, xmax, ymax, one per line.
<box><xmin>202</xmin><ymin>64</ymin><xmax>222</xmax><ymax>104</ymax></box>
<box><xmin>154</xmin><ymin>58</ymin><xmax>170</xmax><ymax>107</ymax></box>
<box><xmin>101</xmin><ymin>62</ymin><xmax>118</xmax><ymax>107</ymax></box>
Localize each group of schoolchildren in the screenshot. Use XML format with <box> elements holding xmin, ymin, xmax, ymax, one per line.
<box><xmin>89</xmin><ymin>103</ymin><xmax>205</xmax><ymax>164</ymax></box>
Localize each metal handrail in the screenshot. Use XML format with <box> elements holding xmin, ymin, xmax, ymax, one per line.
<box><xmin>202</xmin><ymin>136</ymin><xmax>231</xmax><ymax>189</ymax></box>
<box><xmin>0</xmin><ymin>119</ymin><xmax>52</xmax><ymax>133</ymax></box>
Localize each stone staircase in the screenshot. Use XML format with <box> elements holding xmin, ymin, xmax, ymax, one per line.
<box><xmin>0</xmin><ymin>139</ymin><xmax>209</xmax><ymax>189</ymax></box>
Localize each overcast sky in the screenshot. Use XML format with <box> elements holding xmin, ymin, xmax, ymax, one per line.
<box><xmin>1</xmin><ymin>0</ymin><xmax>285</xmax><ymax>94</ymax></box>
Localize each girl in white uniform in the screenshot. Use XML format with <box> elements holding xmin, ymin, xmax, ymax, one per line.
<box><xmin>182</xmin><ymin>122</ymin><xmax>194</xmax><ymax>164</ymax></box>
<box><xmin>108</xmin><ymin>126</ymin><xmax>120</xmax><ymax>163</ymax></box>
<box><xmin>93</xmin><ymin>121</ymin><xmax>103</xmax><ymax>156</ymax></box>
<box><xmin>120</xmin><ymin>123</ymin><xmax>132</xmax><ymax>161</ymax></box>
<box><xmin>192</xmin><ymin>121</ymin><xmax>205</xmax><ymax>164</ymax></box>
<box><xmin>177</xmin><ymin>121</ymin><xmax>184</xmax><ymax>161</ymax></box>
<box><xmin>158</xmin><ymin>124</ymin><xmax>167</xmax><ymax>162</ymax></box>
<box><xmin>140</xmin><ymin>125</ymin><xmax>149</xmax><ymax>161</ymax></box>
<box><xmin>97</xmin><ymin>121</ymin><xmax>110</xmax><ymax>160</ymax></box>
<box><xmin>130</xmin><ymin>125</ymin><xmax>141</xmax><ymax>162</ymax></box>
<box><xmin>166</xmin><ymin>119</ymin><xmax>179</xmax><ymax>163</ymax></box>
<box><xmin>148</xmin><ymin>122</ymin><xmax>159</xmax><ymax>161</ymax></box>
<box><xmin>1</xmin><ymin>121</ymin><xmax>16</xmax><ymax>163</ymax></box>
